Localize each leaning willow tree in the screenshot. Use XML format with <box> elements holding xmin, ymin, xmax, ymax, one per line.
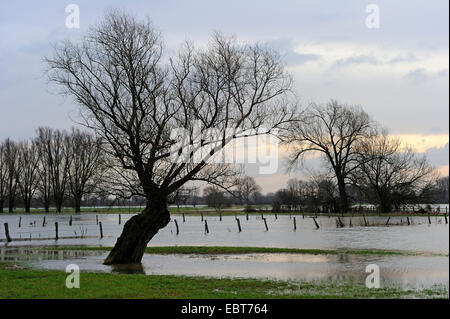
<box><xmin>46</xmin><ymin>11</ymin><xmax>294</xmax><ymax>264</ymax></box>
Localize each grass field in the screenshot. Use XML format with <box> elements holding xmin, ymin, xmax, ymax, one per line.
<box><xmin>0</xmin><ymin>262</ymin><xmax>447</xmax><ymax>299</ymax></box>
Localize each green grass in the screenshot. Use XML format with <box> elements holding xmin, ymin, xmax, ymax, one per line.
<box><xmin>0</xmin><ymin>263</ymin><xmax>447</xmax><ymax>299</ymax></box>
<box><xmin>35</xmin><ymin>245</ymin><xmax>446</xmax><ymax>257</ymax></box>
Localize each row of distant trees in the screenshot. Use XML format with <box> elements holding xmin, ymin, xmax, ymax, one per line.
<box><xmin>0</xmin><ymin>127</ymin><xmax>104</xmax><ymax>213</ymax></box>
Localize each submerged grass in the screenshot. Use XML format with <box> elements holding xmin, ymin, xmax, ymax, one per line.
<box><xmin>32</xmin><ymin>245</ymin><xmax>446</xmax><ymax>257</ymax></box>
<box><xmin>0</xmin><ymin>262</ymin><xmax>447</xmax><ymax>299</ymax></box>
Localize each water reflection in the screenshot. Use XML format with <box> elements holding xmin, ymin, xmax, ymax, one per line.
<box><xmin>0</xmin><ymin>247</ymin><xmax>447</xmax><ymax>290</ymax></box>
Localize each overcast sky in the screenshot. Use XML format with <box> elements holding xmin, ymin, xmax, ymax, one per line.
<box><xmin>0</xmin><ymin>0</ymin><xmax>448</xmax><ymax>193</ymax></box>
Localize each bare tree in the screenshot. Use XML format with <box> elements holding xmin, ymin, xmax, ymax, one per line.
<box><xmin>282</xmin><ymin>100</ymin><xmax>375</xmax><ymax>213</ymax></box>
<box><xmin>4</xmin><ymin>139</ymin><xmax>21</xmax><ymax>212</ymax></box>
<box><xmin>67</xmin><ymin>128</ymin><xmax>105</xmax><ymax>213</ymax></box>
<box><xmin>351</xmin><ymin>134</ymin><xmax>436</xmax><ymax>213</ymax></box>
<box><xmin>46</xmin><ymin>11</ymin><xmax>294</xmax><ymax>264</ymax></box>
<box><xmin>0</xmin><ymin>142</ymin><xmax>8</xmax><ymax>212</ymax></box>
<box><xmin>237</xmin><ymin>176</ymin><xmax>261</xmax><ymax>206</ymax></box>
<box><xmin>204</xmin><ymin>186</ymin><xmax>229</xmax><ymax>211</ymax></box>
<box><xmin>17</xmin><ymin>140</ymin><xmax>40</xmax><ymax>212</ymax></box>
<box><xmin>36</xmin><ymin>138</ymin><xmax>53</xmax><ymax>213</ymax></box>
<box><xmin>36</xmin><ymin>127</ymin><xmax>72</xmax><ymax>213</ymax></box>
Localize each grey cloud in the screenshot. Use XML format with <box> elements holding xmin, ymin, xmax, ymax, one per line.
<box><xmin>424</xmin><ymin>142</ymin><xmax>449</xmax><ymax>167</ymax></box>
<box><xmin>265</xmin><ymin>39</ymin><xmax>321</xmax><ymax>66</ymax></box>
<box><xmin>331</xmin><ymin>55</ymin><xmax>379</xmax><ymax>68</ymax></box>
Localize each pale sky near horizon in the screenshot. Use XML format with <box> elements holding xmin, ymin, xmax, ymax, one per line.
<box><xmin>0</xmin><ymin>1</ymin><xmax>448</xmax><ymax>193</ymax></box>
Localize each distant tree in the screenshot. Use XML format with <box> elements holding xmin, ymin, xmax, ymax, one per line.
<box><xmin>67</xmin><ymin>128</ymin><xmax>105</xmax><ymax>213</ymax></box>
<box><xmin>204</xmin><ymin>186</ymin><xmax>228</xmax><ymax>211</ymax></box>
<box><xmin>0</xmin><ymin>142</ymin><xmax>8</xmax><ymax>212</ymax></box>
<box><xmin>282</xmin><ymin>100</ymin><xmax>376</xmax><ymax>213</ymax></box>
<box><xmin>17</xmin><ymin>140</ymin><xmax>40</xmax><ymax>212</ymax></box>
<box><xmin>36</xmin><ymin>138</ymin><xmax>53</xmax><ymax>212</ymax></box>
<box><xmin>432</xmin><ymin>176</ymin><xmax>449</xmax><ymax>204</ymax></box>
<box><xmin>351</xmin><ymin>134</ymin><xmax>436</xmax><ymax>213</ymax></box>
<box><xmin>36</xmin><ymin>127</ymin><xmax>72</xmax><ymax>212</ymax></box>
<box><xmin>4</xmin><ymin>139</ymin><xmax>21</xmax><ymax>212</ymax></box>
<box><xmin>237</xmin><ymin>176</ymin><xmax>261</xmax><ymax>206</ymax></box>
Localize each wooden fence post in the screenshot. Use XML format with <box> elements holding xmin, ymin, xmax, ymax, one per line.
<box><xmin>119</xmin><ymin>214</ymin><xmax>121</xmax><ymax>225</ymax></box>
<box><xmin>385</xmin><ymin>217</ymin><xmax>390</xmax><ymax>226</ymax></box>
<box><xmin>407</xmin><ymin>216</ymin><xmax>410</xmax><ymax>226</ymax></box>
<box><xmin>99</xmin><ymin>221</ymin><xmax>103</xmax><ymax>238</ymax></box>
<box><xmin>96</xmin><ymin>215</ymin><xmax>99</xmax><ymax>225</ymax></box>
<box><xmin>204</xmin><ymin>220</ymin><xmax>209</xmax><ymax>234</ymax></box>
<box><xmin>182</xmin><ymin>213</ymin><xmax>185</xmax><ymax>223</ymax></box>
<box><xmin>293</xmin><ymin>217</ymin><xmax>296</xmax><ymax>231</ymax></box>
<box><xmin>312</xmin><ymin>217</ymin><xmax>320</xmax><ymax>229</ymax></box>
<box><xmin>263</xmin><ymin>217</ymin><xmax>268</xmax><ymax>231</ymax></box>
<box><xmin>236</xmin><ymin>218</ymin><xmax>242</xmax><ymax>232</ymax></box>
<box><xmin>42</xmin><ymin>216</ymin><xmax>46</xmax><ymax>227</ymax></box>
<box><xmin>445</xmin><ymin>214</ymin><xmax>448</xmax><ymax>224</ymax></box>
<box><xmin>4</xmin><ymin>223</ymin><xmax>12</xmax><ymax>242</ymax></box>
<box><xmin>55</xmin><ymin>222</ymin><xmax>59</xmax><ymax>240</ymax></box>
<box><xmin>174</xmin><ymin>219</ymin><xmax>179</xmax><ymax>235</ymax></box>
<box><xmin>18</xmin><ymin>216</ymin><xmax>21</xmax><ymax>228</ymax></box>
<box><xmin>69</xmin><ymin>215</ymin><xmax>72</xmax><ymax>226</ymax></box>
<box><xmin>428</xmin><ymin>214</ymin><xmax>431</xmax><ymax>225</ymax></box>
<box><xmin>201</xmin><ymin>213</ymin><xmax>203</xmax><ymax>222</ymax></box>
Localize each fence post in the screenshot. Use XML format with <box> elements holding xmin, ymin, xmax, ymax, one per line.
<box><xmin>99</xmin><ymin>221</ymin><xmax>103</xmax><ymax>238</ymax></box>
<box><xmin>263</xmin><ymin>217</ymin><xmax>268</xmax><ymax>231</ymax></box>
<box><xmin>55</xmin><ymin>222</ymin><xmax>59</xmax><ymax>240</ymax></box>
<box><xmin>18</xmin><ymin>216</ymin><xmax>21</xmax><ymax>228</ymax></box>
<box><xmin>407</xmin><ymin>216</ymin><xmax>410</xmax><ymax>226</ymax></box>
<box><xmin>428</xmin><ymin>214</ymin><xmax>431</xmax><ymax>225</ymax></box>
<box><xmin>174</xmin><ymin>219</ymin><xmax>179</xmax><ymax>235</ymax></box>
<box><xmin>42</xmin><ymin>216</ymin><xmax>46</xmax><ymax>227</ymax></box>
<box><xmin>312</xmin><ymin>217</ymin><xmax>320</xmax><ymax>229</ymax></box>
<box><xmin>4</xmin><ymin>223</ymin><xmax>12</xmax><ymax>242</ymax></box>
<box><xmin>183</xmin><ymin>213</ymin><xmax>185</xmax><ymax>223</ymax></box>
<box><xmin>204</xmin><ymin>220</ymin><xmax>209</xmax><ymax>234</ymax></box>
<box><xmin>119</xmin><ymin>214</ymin><xmax>121</xmax><ymax>225</ymax></box>
<box><xmin>69</xmin><ymin>215</ymin><xmax>72</xmax><ymax>226</ymax></box>
<box><xmin>201</xmin><ymin>213</ymin><xmax>203</xmax><ymax>222</ymax></box>
<box><xmin>96</xmin><ymin>215</ymin><xmax>99</xmax><ymax>225</ymax></box>
<box><xmin>293</xmin><ymin>217</ymin><xmax>296</xmax><ymax>231</ymax></box>
<box><xmin>444</xmin><ymin>214</ymin><xmax>448</xmax><ymax>224</ymax></box>
<box><xmin>236</xmin><ymin>218</ymin><xmax>242</xmax><ymax>232</ymax></box>
<box><xmin>385</xmin><ymin>217</ymin><xmax>390</xmax><ymax>226</ymax></box>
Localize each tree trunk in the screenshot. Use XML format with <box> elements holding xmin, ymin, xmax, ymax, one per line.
<box><xmin>104</xmin><ymin>198</ymin><xmax>170</xmax><ymax>265</ymax></box>
<box><xmin>74</xmin><ymin>196</ymin><xmax>81</xmax><ymax>213</ymax></box>
<box><xmin>25</xmin><ymin>202</ymin><xmax>31</xmax><ymax>213</ymax></box>
<box><xmin>337</xmin><ymin>178</ymin><xmax>348</xmax><ymax>213</ymax></box>
<box><xmin>8</xmin><ymin>197</ymin><xmax>14</xmax><ymax>213</ymax></box>
<box><xmin>44</xmin><ymin>202</ymin><xmax>50</xmax><ymax>213</ymax></box>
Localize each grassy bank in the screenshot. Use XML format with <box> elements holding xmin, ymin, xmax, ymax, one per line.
<box><xmin>34</xmin><ymin>245</ymin><xmax>447</xmax><ymax>257</ymax></box>
<box><xmin>0</xmin><ymin>263</ymin><xmax>446</xmax><ymax>299</ymax></box>
<box><xmin>1</xmin><ymin>206</ymin><xmax>446</xmax><ymax>217</ymax></box>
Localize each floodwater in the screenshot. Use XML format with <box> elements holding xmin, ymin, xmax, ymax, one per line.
<box><xmin>0</xmin><ymin>213</ymin><xmax>448</xmax><ymax>254</ymax></box>
<box><xmin>0</xmin><ymin>246</ymin><xmax>447</xmax><ymax>290</ymax></box>
<box><xmin>0</xmin><ymin>213</ymin><xmax>448</xmax><ymax>290</ymax></box>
